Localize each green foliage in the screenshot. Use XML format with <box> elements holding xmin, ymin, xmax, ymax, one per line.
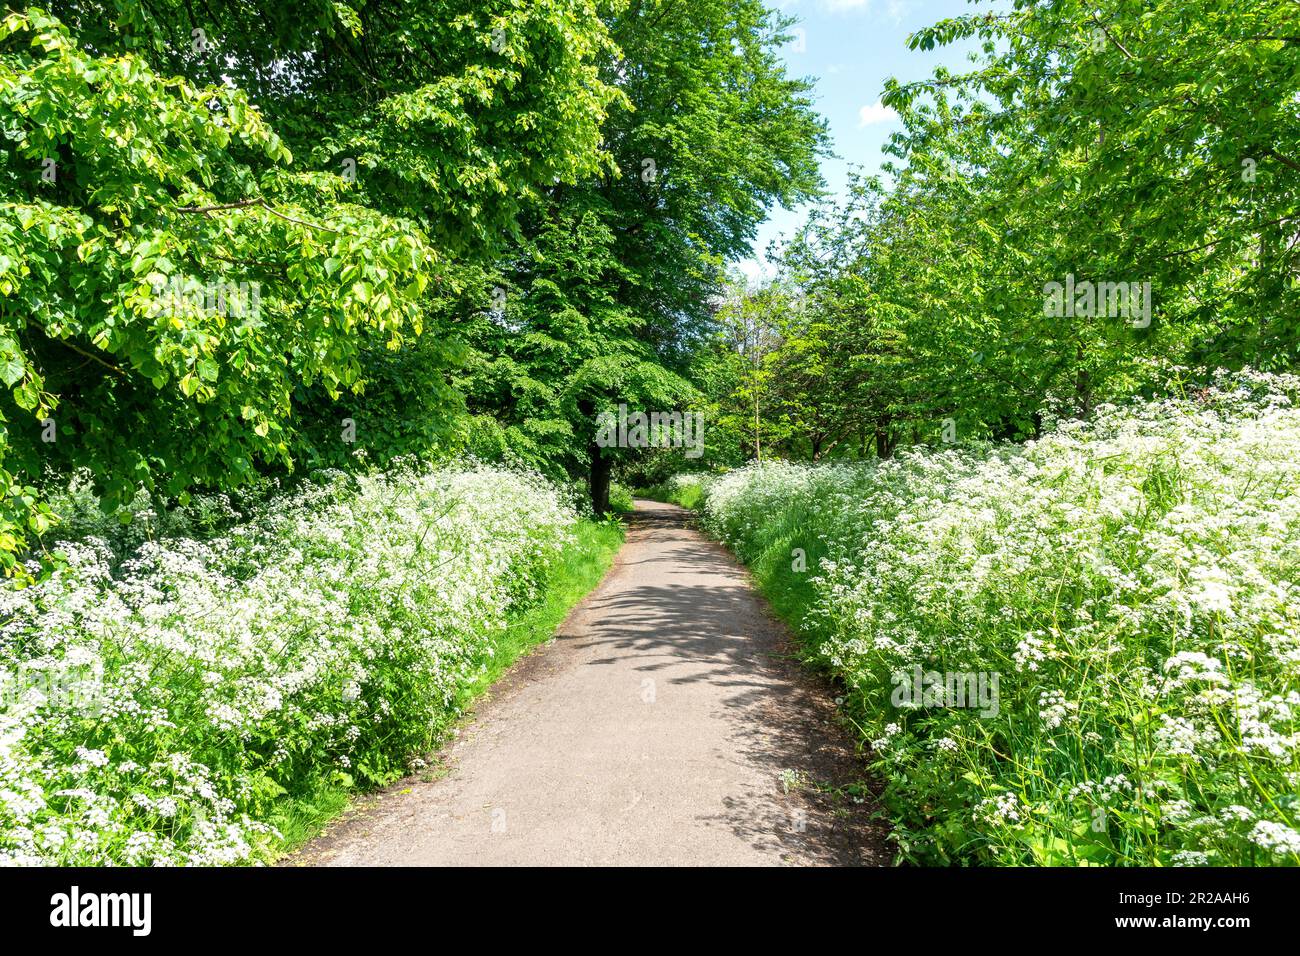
<box><xmin>2</xmin><ymin>464</ymin><xmax>612</xmax><ymax>864</ymax></box>
<box><xmin>0</xmin><ymin>8</ymin><xmax>439</xmax><ymax>574</ymax></box>
<box><xmin>0</xmin><ymin>1</ymin><xmax>654</xmax><ymax>573</ymax></box>
<box><xmin>52</xmin><ymin>0</ymin><xmax>625</xmax><ymax>256</ymax></box>
<box><xmin>458</xmin><ymin>0</ymin><xmax>827</xmax><ymax>509</ymax></box>
<box><xmin>0</xmin><ymin>0</ymin><xmax>829</xmax><ymax>566</ymax></box>
<box><xmin>634</xmin><ymin>473</ymin><xmax>707</xmax><ymax>509</ymax></box>
<box><xmin>700</xmin><ymin>375</ymin><xmax>1300</xmax><ymax>866</ymax></box>
<box><xmin>606</xmin><ymin>481</ymin><xmax>634</xmax><ymax>513</ymax></box>
<box><xmin>699</xmin><ymin>0</ymin><xmax>1300</xmax><ymax>465</ymax></box>
<box><xmin>887</xmin><ymin>0</ymin><xmax>1300</xmax><ymax>372</ymax></box>
<box><xmin>459</xmin><ymin>205</ymin><xmax>686</xmax><ymax>478</ymax></box>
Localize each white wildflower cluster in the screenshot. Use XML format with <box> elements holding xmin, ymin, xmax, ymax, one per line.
<box><xmin>698</xmin><ymin>371</ymin><xmax>1300</xmax><ymax>865</ymax></box>
<box><xmin>975</xmin><ymin>792</ymin><xmax>1025</xmax><ymax>826</ymax></box>
<box><xmin>1037</xmin><ymin>690</ymin><xmax>1077</xmax><ymax>731</ymax></box>
<box><xmin>669</xmin><ymin>473</ymin><xmax>712</xmax><ymax>494</ymax></box>
<box><xmin>0</xmin><ymin>463</ymin><xmax>576</xmax><ymax>865</ymax></box>
<box><xmin>1067</xmin><ymin>775</ymin><xmax>1132</xmax><ymax>803</ymax></box>
<box><xmin>870</xmin><ymin>722</ymin><xmax>901</xmax><ymax>752</ymax></box>
<box><xmin>1250</xmin><ymin>820</ymin><xmax>1300</xmax><ymax>857</ymax></box>
<box><xmin>1154</xmin><ymin>715</ymin><xmax>1218</xmax><ymax>758</ymax></box>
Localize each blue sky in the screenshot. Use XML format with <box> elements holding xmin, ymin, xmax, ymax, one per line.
<box><xmin>741</xmin><ymin>0</ymin><xmax>990</xmax><ymax>281</ymax></box>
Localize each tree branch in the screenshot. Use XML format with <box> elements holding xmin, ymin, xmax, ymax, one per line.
<box><xmin>55</xmin><ymin>338</ymin><xmax>127</xmax><ymax>377</ymax></box>
<box><xmin>1091</xmin><ymin>20</ymin><xmax>1135</xmax><ymax>60</ymax></box>
<box><xmin>1262</xmin><ymin>146</ymin><xmax>1300</xmax><ymax>174</ymax></box>
<box><xmin>174</xmin><ymin>197</ymin><xmax>343</xmax><ymax>234</ymax></box>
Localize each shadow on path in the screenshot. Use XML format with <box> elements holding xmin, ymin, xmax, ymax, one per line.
<box><xmin>292</xmin><ymin>497</ymin><xmax>890</xmax><ymax>866</ymax></box>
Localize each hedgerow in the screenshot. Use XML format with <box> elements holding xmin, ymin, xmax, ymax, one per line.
<box><xmin>0</xmin><ymin>463</ymin><xmax>575</xmax><ymax>864</ymax></box>
<box><xmin>699</xmin><ymin>371</ymin><xmax>1300</xmax><ymax>866</ymax></box>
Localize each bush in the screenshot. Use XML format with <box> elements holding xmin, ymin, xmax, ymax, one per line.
<box><xmin>699</xmin><ymin>371</ymin><xmax>1300</xmax><ymax>866</ymax></box>
<box><xmin>607</xmin><ymin>482</ymin><xmax>635</xmax><ymax>513</ymax></box>
<box><xmin>0</xmin><ymin>463</ymin><xmax>576</xmax><ymax>865</ymax></box>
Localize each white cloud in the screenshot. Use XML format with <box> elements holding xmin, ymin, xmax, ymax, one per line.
<box><xmin>858</xmin><ymin>100</ymin><xmax>899</xmax><ymax>127</ymax></box>
<box><xmin>821</xmin><ymin>0</ymin><xmax>869</xmax><ymax>10</ymax></box>
<box><xmin>884</xmin><ymin>0</ymin><xmax>914</xmax><ymax>22</ymax></box>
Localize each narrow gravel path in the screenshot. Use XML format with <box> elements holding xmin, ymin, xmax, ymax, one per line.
<box><xmin>293</xmin><ymin>499</ymin><xmax>890</xmax><ymax>866</ymax></box>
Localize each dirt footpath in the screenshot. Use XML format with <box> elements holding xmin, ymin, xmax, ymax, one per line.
<box><xmin>292</xmin><ymin>499</ymin><xmax>890</xmax><ymax>866</ymax></box>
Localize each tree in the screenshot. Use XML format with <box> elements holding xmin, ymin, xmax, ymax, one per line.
<box><xmin>1</xmin><ymin>1</ymin><xmax>637</xmax><ymax>573</ymax></box>
<box><xmin>460</xmin><ymin>0</ymin><xmax>829</xmax><ymax>509</ymax></box>
<box><xmin>888</xmin><ymin>0</ymin><xmax>1300</xmax><ymax>382</ymax></box>
<box><xmin>457</xmin><ymin>201</ymin><xmax>692</xmax><ymax>514</ymax></box>
<box><xmin>0</xmin><ymin>8</ymin><xmax>432</xmax><ymax>575</ymax></box>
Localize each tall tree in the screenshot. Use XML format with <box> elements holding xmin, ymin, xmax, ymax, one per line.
<box><xmin>0</xmin><ymin>2</ymin><xmax>623</xmax><ymax>573</ymax></box>
<box><xmin>461</xmin><ymin>0</ymin><xmax>829</xmax><ymax>509</ymax></box>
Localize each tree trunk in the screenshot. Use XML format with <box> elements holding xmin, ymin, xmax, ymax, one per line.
<box><xmin>875</xmin><ymin>423</ymin><xmax>895</xmax><ymax>459</ymax></box>
<box><xmin>589</xmin><ymin>443</ymin><xmax>612</xmax><ymax>516</ymax></box>
<box><xmin>1074</xmin><ymin>364</ymin><xmax>1093</xmax><ymax>420</ymax></box>
<box><xmin>579</xmin><ymin>396</ymin><xmax>612</xmax><ymax>515</ymax></box>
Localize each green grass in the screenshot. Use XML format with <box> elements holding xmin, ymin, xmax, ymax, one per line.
<box><xmin>268</xmin><ymin>784</ymin><xmax>353</xmax><ymax>855</ymax></box>
<box><xmin>633</xmin><ymin>479</ymin><xmax>705</xmax><ymax>509</ymax></box>
<box><xmin>271</xmin><ymin>516</ymin><xmax>625</xmax><ymax>859</ymax></box>
<box><xmin>713</xmin><ymin>501</ymin><xmax>834</xmax><ymax>659</ymax></box>
<box><xmin>608</xmin><ymin>481</ymin><xmax>636</xmax><ymax>513</ymax></box>
<box><xmin>457</xmin><ymin>517</ymin><xmax>624</xmax><ymax>700</ymax></box>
